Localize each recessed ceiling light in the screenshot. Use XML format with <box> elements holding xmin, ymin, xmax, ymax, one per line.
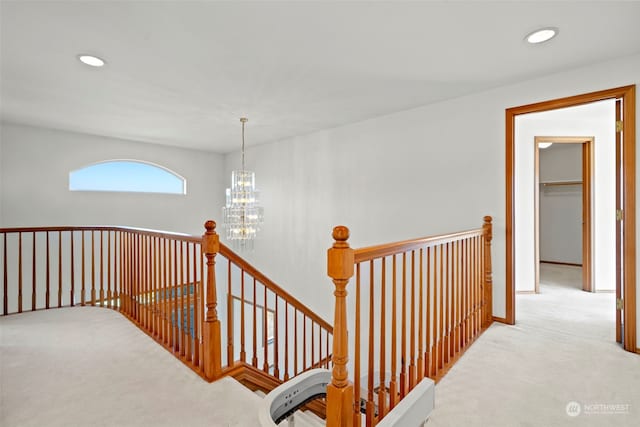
<box><xmin>78</xmin><ymin>54</ymin><xmax>106</xmax><ymax>67</ymax></box>
<box><xmin>525</xmin><ymin>27</ymin><xmax>558</xmax><ymax>44</ymax></box>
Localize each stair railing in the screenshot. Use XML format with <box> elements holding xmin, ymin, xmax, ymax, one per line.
<box><xmin>326</xmin><ymin>216</ymin><xmax>493</xmax><ymax>427</ymax></box>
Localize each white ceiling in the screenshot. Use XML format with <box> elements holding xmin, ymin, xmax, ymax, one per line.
<box><xmin>1</xmin><ymin>1</ymin><xmax>639</xmax><ymax>153</ymax></box>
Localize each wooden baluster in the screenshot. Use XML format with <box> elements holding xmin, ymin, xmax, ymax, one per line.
<box><xmin>303</xmin><ymin>315</ymin><xmax>307</xmax><ymax>370</ymax></box>
<box><xmin>326</xmin><ymin>331</ymin><xmax>330</xmax><ymax>369</ymax></box>
<box><xmin>202</xmin><ymin>220</ymin><xmax>222</xmax><ymax>380</ymax></box>
<box><xmin>448</xmin><ymin>242</ymin><xmax>455</xmax><ymax>360</ymax></box>
<box><xmin>192</xmin><ymin>242</ymin><xmax>200</xmax><ymax>367</ymax></box>
<box><xmin>417</xmin><ymin>248</ymin><xmax>424</xmax><ymax>382</ymax></box>
<box><xmin>326</xmin><ymin>226</ymin><xmax>354</xmax><ymax>427</ymax></box>
<box><xmin>180</xmin><ymin>241</ymin><xmax>187</xmax><ymax>357</ymax></box>
<box><xmin>164</xmin><ymin>238</ymin><xmax>169</xmax><ymax>344</ymax></box>
<box><xmin>186</xmin><ymin>241</ymin><xmax>192</xmax><ymax>360</ymax></box>
<box><xmin>354</xmin><ymin>263</ymin><xmax>361</xmax><ymax>427</ymax></box>
<box><xmin>389</xmin><ymin>254</ymin><xmax>398</xmax><ymax>410</ymax></box>
<box><xmin>19</xmin><ymin>233</ymin><xmax>23</xmax><ymax>313</ymax></box>
<box><xmin>294</xmin><ymin>307</ymin><xmax>298</xmax><ymax>376</ymax></box>
<box><xmin>425</xmin><ymin>246</ymin><xmax>431</xmax><ymax>378</ymax></box>
<box><xmin>227</xmin><ymin>260</ymin><xmax>233</xmax><ymax>366</ymax></box>
<box><xmin>284</xmin><ymin>301</ymin><xmax>289</xmax><ymax>380</ymax></box>
<box><xmin>471</xmin><ymin>237</ymin><xmax>478</xmax><ymax>340</ymax></box>
<box><xmin>91</xmin><ymin>231</ymin><xmax>96</xmax><ymax>306</ymax></box>
<box><xmin>2</xmin><ymin>234</ymin><xmax>7</xmax><ymax>315</ymax></box>
<box><xmin>173</xmin><ymin>239</ymin><xmax>179</xmax><ymax>352</ymax></box>
<box><xmin>444</xmin><ymin>242</ymin><xmax>450</xmax><ymax>365</ymax></box>
<box><xmin>378</xmin><ymin>257</ymin><xmax>387</xmax><ymax>419</ymax></box>
<box><xmin>58</xmin><ymin>231</ymin><xmax>62</xmax><ymax>308</ymax></box>
<box><xmin>168</xmin><ymin>239</ymin><xmax>174</xmax><ymax>348</ymax></box>
<box><xmin>437</xmin><ymin>244</ymin><xmax>444</xmax><ymax>371</ymax></box>
<box><xmin>252</xmin><ymin>277</ymin><xmax>258</xmax><ymax>368</ymax></box>
<box><xmin>483</xmin><ymin>216</ymin><xmax>493</xmax><ymax>328</ymax></box>
<box><xmin>263</xmin><ymin>285</ymin><xmax>268</xmax><ymax>372</ymax></box>
<box><xmin>274</xmin><ymin>297</ymin><xmax>280</xmax><ymax>378</ymax></box>
<box><xmin>454</xmin><ymin>240</ymin><xmax>460</xmax><ymax>354</ymax></box>
<box><xmin>400</xmin><ymin>252</ymin><xmax>407</xmax><ymax>398</ymax></box>
<box><xmin>367</xmin><ymin>260</ymin><xmax>375</xmax><ymax>426</ymax></box>
<box><xmin>70</xmin><ymin>232</ymin><xmax>75</xmax><ymax>307</ymax></box>
<box><xmin>142</xmin><ymin>236</ymin><xmax>147</xmax><ymax>328</ymax></box>
<box><xmin>107</xmin><ymin>231</ymin><xmax>112</xmax><ymax>309</ymax></box>
<box><xmin>46</xmin><ymin>231</ymin><xmax>50</xmax><ymax>309</ymax></box>
<box><xmin>311</xmin><ymin>320</ymin><xmax>316</xmax><ymax>368</ymax></box>
<box><xmin>465</xmin><ymin>238</ymin><xmax>471</xmax><ymax>345</ymax></box>
<box><xmin>409</xmin><ymin>250</ymin><xmax>416</xmax><ymax>391</ymax></box>
<box><xmin>154</xmin><ymin>237</ymin><xmax>159</xmax><ymax>337</ymax></box>
<box><xmin>99</xmin><ymin>231</ymin><xmax>104</xmax><ymax>307</ymax></box>
<box><xmin>240</xmin><ymin>269</ymin><xmax>246</xmax><ymax>363</ymax></box>
<box><xmin>113</xmin><ymin>232</ymin><xmax>117</xmax><ymax>311</ymax></box>
<box><xmin>32</xmin><ymin>231</ymin><xmax>36</xmax><ymax>311</ymax></box>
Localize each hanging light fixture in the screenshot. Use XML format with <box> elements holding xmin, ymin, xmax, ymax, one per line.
<box><xmin>222</xmin><ymin>117</ymin><xmax>264</xmax><ymax>250</ymax></box>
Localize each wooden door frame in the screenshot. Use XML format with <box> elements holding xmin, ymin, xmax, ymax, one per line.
<box><xmin>505</xmin><ymin>85</ymin><xmax>636</xmax><ymax>353</ymax></box>
<box><xmin>534</xmin><ymin>137</ymin><xmax>593</xmax><ymax>293</ymax></box>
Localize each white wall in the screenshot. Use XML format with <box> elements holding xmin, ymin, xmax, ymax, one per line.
<box><xmin>0</xmin><ymin>123</ymin><xmax>225</xmax><ymax>235</ymax></box>
<box><xmin>515</xmin><ymin>100</ymin><xmax>616</xmax><ymax>292</ymax></box>
<box><xmin>539</xmin><ymin>144</ymin><xmax>583</xmax><ymax>265</ymax></box>
<box><xmin>223</xmin><ymin>53</ymin><xmax>639</xmax><ymax>343</ymax></box>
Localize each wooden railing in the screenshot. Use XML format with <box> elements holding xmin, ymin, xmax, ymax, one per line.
<box><xmin>0</xmin><ymin>221</ymin><xmax>332</xmax><ymax>390</ymax></box>
<box><xmin>0</xmin><ymin>225</ymin><xmax>207</xmax><ymax>376</ymax></box>
<box><xmin>326</xmin><ymin>216</ymin><xmax>493</xmax><ymax>427</ymax></box>
<box><xmin>215</xmin><ymin>227</ymin><xmax>334</xmax><ymax>388</ymax></box>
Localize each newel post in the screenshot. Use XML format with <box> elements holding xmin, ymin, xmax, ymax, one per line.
<box><xmin>203</xmin><ymin>220</ymin><xmax>222</xmax><ymax>380</ymax></box>
<box><xmin>482</xmin><ymin>216</ymin><xmax>493</xmax><ymax>327</ymax></box>
<box><xmin>326</xmin><ymin>226</ymin><xmax>355</xmax><ymax>427</ymax></box>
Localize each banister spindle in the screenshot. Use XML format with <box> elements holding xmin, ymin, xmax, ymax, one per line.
<box><xmin>202</xmin><ymin>220</ymin><xmax>222</xmax><ymax>380</ymax></box>
<box><xmin>326</xmin><ymin>226</ymin><xmax>355</xmax><ymax>427</ymax></box>
<box><xmin>482</xmin><ymin>216</ymin><xmax>493</xmax><ymax>328</ymax></box>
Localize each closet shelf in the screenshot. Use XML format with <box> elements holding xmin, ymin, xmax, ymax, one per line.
<box><xmin>540</xmin><ymin>180</ymin><xmax>583</xmax><ymax>187</ymax></box>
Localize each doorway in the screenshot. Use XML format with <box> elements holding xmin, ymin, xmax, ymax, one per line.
<box><xmin>505</xmin><ymin>85</ymin><xmax>636</xmax><ymax>353</ymax></box>
<box><xmin>534</xmin><ymin>137</ymin><xmax>593</xmax><ymax>293</ymax></box>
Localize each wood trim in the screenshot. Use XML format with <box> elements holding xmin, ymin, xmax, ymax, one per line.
<box><xmin>534</xmin><ymin>136</ymin><xmax>592</xmax><ymax>293</ymax></box>
<box><xmin>540</xmin><ymin>260</ymin><xmax>582</xmax><ymax>267</ymax></box>
<box><xmin>505</xmin><ymin>85</ymin><xmax>636</xmax><ymax>351</ymax></box>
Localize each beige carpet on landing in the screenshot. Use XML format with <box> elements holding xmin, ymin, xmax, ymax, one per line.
<box><xmin>428</xmin><ymin>263</ymin><xmax>640</xmax><ymax>427</ymax></box>
<box><xmin>2</xmin><ymin>264</ymin><xmax>639</xmax><ymax>426</ymax></box>
<box><xmin>0</xmin><ymin>307</ymin><xmax>261</xmax><ymax>427</ymax></box>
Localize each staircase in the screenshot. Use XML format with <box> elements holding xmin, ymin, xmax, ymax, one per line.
<box><xmin>1</xmin><ymin>216</ymin><xmax>492</xmax><ymax>427</ymax></box>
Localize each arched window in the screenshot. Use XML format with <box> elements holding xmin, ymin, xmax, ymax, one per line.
<box><xmin>69</xmin><ymin>160</ymin><xmax>186</xmax><ymax>195</ymax></box>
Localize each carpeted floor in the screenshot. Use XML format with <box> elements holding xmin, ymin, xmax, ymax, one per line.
<box><xmin>0</xmin><ymin>307</ymin><xmax>261</xmax><ymax>427</ymax></box>
<box><xmin>2</xmin><ymin>264</ymin><xmax>638</xmax><ymax>426</ymax></box>
<box><xmin>427</xmin><ymin>263</ymin><xmax>640</xmax><ymax>427</ymax></box>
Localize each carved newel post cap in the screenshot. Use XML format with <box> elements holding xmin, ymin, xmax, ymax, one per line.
<box><xmin>483</xmin><ymin>216</ymin><xmax>492</xmax><ymax>223</ymax></box>
<box><xmin>332</xmin><ymin>226</ymin><xmax>350</xmax><ymax>242</ymax></box>
<box><xmin>205</xmin><ymin>220</ymin><xmax>217</xmax><ymax>232</ymax></box>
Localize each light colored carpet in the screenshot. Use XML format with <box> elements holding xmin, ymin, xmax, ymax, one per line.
<box><xmin>2</xmin><ymin>264</ymin><xmax>639</xmax><ymax>426</ymax></box>
<box><xmin>0</xmin><ymin>307</ymin><xmax>261</xmax><ymax>427</ymax></box>
<box><xmin>427</xmin><ymin>263</ymin><xmax>640</xmax><ymax>427</ymax></box>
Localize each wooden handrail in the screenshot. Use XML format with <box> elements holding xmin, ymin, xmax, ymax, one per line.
<box><xmin>0</xmin><ymin>225</ymin><xmax>202</xmax><ymax>243</ymax></box>
<box><xmin>354</xmin><ymin>228</ymin><xmax>483</xmax><ymax>263</ymax></box>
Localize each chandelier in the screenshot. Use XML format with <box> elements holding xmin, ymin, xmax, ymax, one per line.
<box><xmin>222</xmin><ymin>117</ymin><xmax>264</xmax><ymax>250</ymax></box>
